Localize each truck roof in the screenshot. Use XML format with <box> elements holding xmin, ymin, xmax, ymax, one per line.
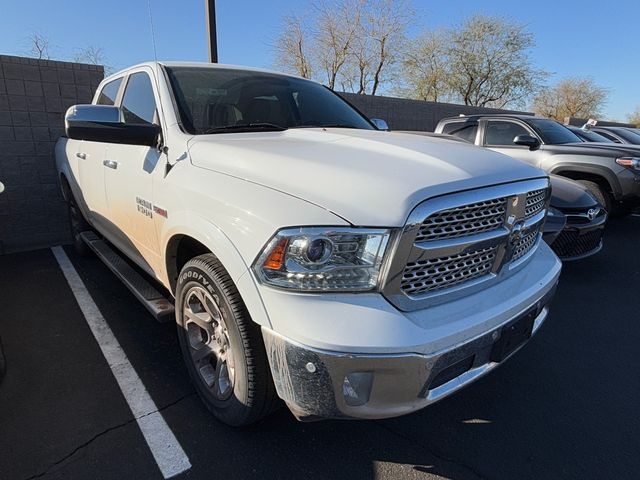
<box><xmin>105</xmin><ymin>61</ymin><xmax>306</xmax><ymax>83</ymax></box>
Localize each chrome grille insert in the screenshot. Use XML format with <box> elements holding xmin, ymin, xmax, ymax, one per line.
<box><xmin>525</xmin><ymin>189</ymin><xmax>546</xmax><ymax>219</ymax></box>
<box><xmin>415</xmin><ymin>198</ymin><xmax>507</xmax><ymax>242</ymax></box>
<box><xmin>512</xmin><ymin>228</ymin><xmax>540</xmax><ymax>262</ymax></box>
<box><xmin>401</xmin><ymin>247</ymin><xmax>497</xmax><ymax>296</ymax></box>
<box><xmin>381</xmin><ymin>178</ymin><xmax>551</xmax><ymax>312</ymax></box>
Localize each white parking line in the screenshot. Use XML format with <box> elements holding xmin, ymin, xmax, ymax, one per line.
<box><xmin>52</xmin><ymin>246</ymin><xmax>191</xmax><ymax>479</ymax></box>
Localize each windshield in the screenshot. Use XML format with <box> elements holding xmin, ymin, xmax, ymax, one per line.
<box><xmin>526</xmin><ymin>118</ymin><xmax>583</xmax><ymax>144</ymax></box>
<box><xmin>573</xmin><ymin>128</ymin><xmax>614</xmax><ymax>143</ymax></box>
<box><xmin>164</xmin><ymin>66</ymin><xmax>374</xmax><ymax>134</ymax></box>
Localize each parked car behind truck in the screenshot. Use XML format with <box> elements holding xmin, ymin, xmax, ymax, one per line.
<box><xmin>399</xmin><ymin>131</ymin><xmax>607</xmax><ymax>261</ymax></box>
<box><xmin>56</xmin><ymin>62</ymin><xmax>560</xmax><ymax>426</ymax></box>
<box><xmin>435</xmin><ymin>114</ymin><xmax>640</xmax><ymax>214</ymax></box>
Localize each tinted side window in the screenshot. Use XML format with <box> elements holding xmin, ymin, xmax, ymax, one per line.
<box><xmin>595</xmin><ymin>130</ymin><xmax>621</xmax><ymax>143</ymax></box>
<box><xmin>96</xmin><ymin>78</ymin><xmax>123</xmax><ymax>106</ymax></box>
<box><xmin>441</xmin><ymin>122</ymin><xmax>478</xmax><ymax>143</ymax></box>
<box><xmin>121</xmin><ymin>73</ymin><xmax>157</xmax><ymax>124</ymax></box>
<box><xmin>485</xmin><ymin>121</ymin><xmax>529</xmax><ymax>146</ymax></box>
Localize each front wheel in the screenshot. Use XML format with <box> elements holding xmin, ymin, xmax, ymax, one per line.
<box><xmin>175</xmin><ymin>254</ymin><xmax>278</xmax><ymax>426</ymax></box>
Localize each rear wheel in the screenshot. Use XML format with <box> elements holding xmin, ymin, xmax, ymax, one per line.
<box><xmin>175</xmin><ymin>254</ymin><xmax>278</xmax><ymax>426</ymax></box>
<box><xmin>67</xmin><ymin>196</ymin><xmax>92</xmax><ymax>257</ymax></box>
<box><xmin>576</xmin><ymin>180</ymin><xmax>613</xmax><ymax>213</ymax></box>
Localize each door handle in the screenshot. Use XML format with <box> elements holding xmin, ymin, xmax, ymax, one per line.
<box><xmin>76</xmin><ymin>152</ymin><xmax>87</xmax><ymax>160</ymax></box>
<box><xmin>103</xmin><ymin>160</ymin><xmax>118</xmax><ymax>170</ymax></box>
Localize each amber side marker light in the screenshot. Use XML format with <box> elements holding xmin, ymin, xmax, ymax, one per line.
<box><xmin>263</xmin><ymin>237</ymin><xmax>289</xmax><ymax>270</ymax></box>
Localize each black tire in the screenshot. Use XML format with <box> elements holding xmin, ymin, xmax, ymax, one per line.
<box><xmin>67</xmin><ymin>195</ymin><xmax>93</xmax><ymax>257</ymax></box>
<box><xmin>175</xmin><ymin>254</ymin><xmax>278</xmax><ymax>426</ymax></box>
<box><xmin>576</xmin><ymin>180</ymin><xmax>613</xmax><ymax>213</ymax></box>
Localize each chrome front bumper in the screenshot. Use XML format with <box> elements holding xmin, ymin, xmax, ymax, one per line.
<box><xmin>262</xmin><ymin>283</ymin><xmax>557</xmax><ymax>421</ymax></box>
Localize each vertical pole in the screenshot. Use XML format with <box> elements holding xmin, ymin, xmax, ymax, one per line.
<box><xmin>205</xmin><ymin>0</ymin><xmax>218</xmax><ymax>63</ymax></box>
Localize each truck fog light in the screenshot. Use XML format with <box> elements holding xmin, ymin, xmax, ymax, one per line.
<box><xmin>342</xmin><ymin>372</ymin><xmax>373</xmax><ymax>406</ymax></box>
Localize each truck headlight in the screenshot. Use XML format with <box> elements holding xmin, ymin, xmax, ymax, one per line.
<box><xmin>253</xmin><ymin>227</ymin><xmax>391</xmax><ymax>291</ymax></box>
<box><xmin>616</xmin><ymin>157</ymin><xmax>640</xmax><ymax>170</ymax></box>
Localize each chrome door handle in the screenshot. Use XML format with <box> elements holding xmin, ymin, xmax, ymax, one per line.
<box><xmin>103</xmin><ymin>160</ymin><xmax>118</xmax><ymax>170</ymax></box>
<box><xmin>76</xmin><ymin>152</ymin><xmax>87</xmax><ymax>160</ymax></box>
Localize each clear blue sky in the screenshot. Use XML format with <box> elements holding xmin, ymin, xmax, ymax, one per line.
<box><xmin>1</xmin><ymin>0</ymin><xmax>638</xmax><ymax>120</ymax></box>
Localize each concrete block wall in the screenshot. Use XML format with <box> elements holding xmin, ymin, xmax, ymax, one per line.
<box><xmin>0</xmin><ymin>55</ymin><xmax>103</xmax><ymax>254</ymax></box>
<box><xmin>339</xmin><ymin>92</ymin><xmax>532</xmax><ymax>132</ymax></box>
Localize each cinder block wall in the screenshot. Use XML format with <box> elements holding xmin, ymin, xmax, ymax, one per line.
<box><xmin>339</xmin><ymin>92</ymin><xmax>532</xmax><ymax>132</ymax></box>
<box><xmin>0</xmin><ymin>55</ymin><xmax>103</xmax><ymax>254</ymax></box>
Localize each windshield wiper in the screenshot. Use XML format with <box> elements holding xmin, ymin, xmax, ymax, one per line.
<box><xmin>203</xmin><ymin>123</ymin><xmax>288</xmax><ymax>134</ymax></box>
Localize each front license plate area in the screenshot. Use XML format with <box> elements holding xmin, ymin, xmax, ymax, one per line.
<box><xmin>490</xmin><ymin>309</ymin><xmax>536</xmax><ymax>362</ymax></box>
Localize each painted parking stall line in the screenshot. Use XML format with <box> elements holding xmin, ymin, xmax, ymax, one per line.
<box><xmin>51</xmin><ymin>246</ymin><xmax>191</xmax><ymax>479</ymax></box>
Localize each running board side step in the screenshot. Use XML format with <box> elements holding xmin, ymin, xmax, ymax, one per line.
<box><xmin>80</xmin><ymin>231</ymin><xmax>175</xmax><ymax>323</ymax></box>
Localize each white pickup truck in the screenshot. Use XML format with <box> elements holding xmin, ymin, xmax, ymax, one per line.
<box><xmin>55</xmin><ymin>62</ymin><xmax>561</xmax><ymax>426</ymax></box>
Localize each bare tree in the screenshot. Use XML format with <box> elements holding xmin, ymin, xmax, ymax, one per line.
<box><xmin>446</xmin><ymin>15</ymin><xmax>546</xmax><ymax>108</ymax></box>
<box><xmin>627</xmin><ymin>107</ymin><xmax>640</xmax><ymax>127</ymax></box>
<box><xmin>313</xmin><ymin>0</ymin><xmax>363</xmax><ymax>90</ymax></box>
<box><xmin>400</xmin><ymin>30</ymin><xmax>449</xmax><ymax>101</ymax></box>
<box><xmin>272</xmin><ymin>0</ymin><xmax>412</xmax><ymax>94</ymax></box>
<box><xmin>532</xmin><ymin>77</ymin><xmax>608</xmax><ymax>121</ymax></box>
<box><xmin>74</xmin><ymin>45</ymin><xmax>113</xmax><ymax>74</ymax></box>
<box><xmin>350</xmin><ymin>0</ymin><xmax>413</xmax><ymax>94</ymax></box>
<box><xmin>74</xmin><ymin>46</ymin><xmax>104</xmax><ymax>65</ymax></box>
<box><xmin>274</xmin><ymin>15</ymin><xmax>313</xmax><ymax>78</ymax></box>
<box><xmin>26</xmin><ymin>32</ymin><xmax>51</xmax><ymax>59</ymax></box>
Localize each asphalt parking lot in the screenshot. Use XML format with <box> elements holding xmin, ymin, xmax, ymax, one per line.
<box><xmin>0</xmin><ymin>216</ymin><xmax>638</xmax><ymax>480</ymax></box>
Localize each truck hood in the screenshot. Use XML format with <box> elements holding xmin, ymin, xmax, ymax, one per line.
<box><xmin>188</xmin><ymin>128</ymin><xmax>546</xmax><ymax>226</ymax></box>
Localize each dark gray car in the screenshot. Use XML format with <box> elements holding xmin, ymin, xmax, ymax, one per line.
<box><xmin>434</xmin><ymin>115</ymin><xmax>640</xmax><ymax>213</ymax></box>
<box><xmin>591</xmin><ymin>126</ymin><xmax>640</xmax><ymax>145</ymax></box>
<box><xmin>566</xmin><ymin>125</ymin><xmax>616</xmax><ymax>143</ymax></box>
<box><xmin>545</xmin><ymin>175</ymin><xmax>606</xmax><ymax>260</ymax></box>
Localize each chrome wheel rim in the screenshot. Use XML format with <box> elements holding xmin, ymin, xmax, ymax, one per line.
<box><xmin>182</xmin><ymin>285</ymin><xmax>235</xmax><ymax>400</ymax></box>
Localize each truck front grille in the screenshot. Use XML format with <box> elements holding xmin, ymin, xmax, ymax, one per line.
<box><xmin>415</xmin><ymin>198</ymin><xmax>506</xmax><ymax>242</ymax></box>
<box><xmin>400</xmin><ymin>247</ymin><xmax>497</xmax><ymax>295</ymax></box>
<box><xmin>382</xmin><ymin>179</ymin><xmax>550</xmax><ymax>311</ymax></box>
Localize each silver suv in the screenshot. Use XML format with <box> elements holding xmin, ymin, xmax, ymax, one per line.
<box><xmin>435</xmin><ymin>114</ymin><xmax>640</xmax><ymax>213</ymax></box>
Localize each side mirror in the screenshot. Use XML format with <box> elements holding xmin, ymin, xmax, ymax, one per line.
<box><xmin>371</xmin><ymin>118</ymin><xmax>389</xmax><ymax>131</ymax></box>
<box><xmin>65</xmin><ymin>104</ymin><xmax>160</xmax><ymax>147</ymax></box>
<box><xmin>0</xmin><ymin>181</ymin><xmax>4</xmax><ymax>194</ymax></box>
<box><xmin>513</xmin><ymin>134</ymin><xmax>541</xmax><ymax>150</ymax></box>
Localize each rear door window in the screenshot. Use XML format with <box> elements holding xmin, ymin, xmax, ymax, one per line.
<box><xmin>96</xmin><ymin>78</ymin><xmax>123</xmax><ymax>106</ymax></box>
<box><xmin>121</xmin><ymin>72</ymin><xmax>157</xmax><ymax>125</ymax></box>
<box><xmin>441</xmin><ymin>122</ymin><xmax>478</xmax><ymax>143</ymax></box>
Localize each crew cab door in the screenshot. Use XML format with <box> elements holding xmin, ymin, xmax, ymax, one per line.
<box><xmin>480</xmin><ymin>119</ymin><xmax>542</xmax><ymax>168</ymax></box>
<box><xmin>77</xmin><ymin>77</ymin><xmax>123</xmax><ymax>231</ymax></box>
<box><xmin>103</xmin><ymin>69</ymin><xmax>163</xmax><ymax>271</ymax></box>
